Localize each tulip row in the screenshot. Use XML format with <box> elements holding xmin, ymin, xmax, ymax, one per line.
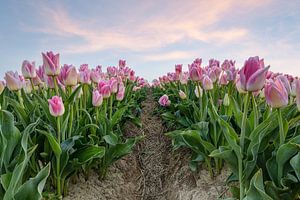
<box><xmin>153</xmin><ymin>57</ymin><xmax>300</xmax><ymax>199</ymax></box>
<box><xmin>0</xmin><ymin>52</ymin><xmax>148</xmax><ymax>199</ymax></box>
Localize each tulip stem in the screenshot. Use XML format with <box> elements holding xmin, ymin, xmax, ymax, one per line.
<box><xmin>239</xmin><ymin>92</ymin><xmax>250</xmax><ymax>200</ymax></box>
<box><xmin>30</xmin><ymin>78</ymin><xmax>35</xmax><ymax>92</ymax></box>
<box><xmin>16</xmin><ymin>90</ymin><xmax>24</xmax><ymax>108</ymax></box>
<box><xmin>56</xmin><ymin>116</ymin><xmax>61</xmax><ymax>198</ymax></box>
<box><xmin>252</xmin><ymin>94</ymin><xmax>259</xmax><ymax>129</ymax></box>
<box><xmin>277</xmin><ymin>109</ymin><xmax>285</xmax><ymax>146</ymax></box>
<box><xmin>109</xmin><ymin>95</ymin><xmax>113</xmax><ymax>120</ymax></box>
<box><xmin>240</xmin><ymin>92</ymin><xmax>250</xmax><ymax>151</ymax></box>
<box><xmin>53</xmin><ymin>76</ymin><xmax>59</xmax><ymax>96</ymax></box>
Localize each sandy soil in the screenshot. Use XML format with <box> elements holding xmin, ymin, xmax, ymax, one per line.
<box><xmin>64</xmin><ymin>92</ymin><xmax>231</xmax><ymax>200</ymax></box>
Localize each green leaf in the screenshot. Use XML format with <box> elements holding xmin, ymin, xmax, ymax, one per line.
<box><xmin>111</xmin><ymin>106</ymin><xmax>128</xmax><ymax>127</ymax></box>
<box><xmin>103</xmin><ymin>133</ymin><xmax>118</xmax><ymax>146</ymax></box>
<box><xmin>244</xmin><ymin>169</ymin><xmax>273</xmax><ymax>200</ymax></box>
<box><xmin>290</xmin><ymin>152</ymin><xmax>300</xmax><ymax>180</ymax></box>
<box><xmin>37</xmin><ymin>130</ymin><xmax>62</xmax><ymax>158</ymax></box>
<box><xmin>71</xmin><ymin>146</ymin><xmax>105</xmax><ymax>165</ymax></box>
<box><xmin>14</xmin><ymin>163</ymin><xmax>51</xmax><ymax>200</ymax></box>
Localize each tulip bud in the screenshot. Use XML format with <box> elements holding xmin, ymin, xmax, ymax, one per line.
<box><xmin>59</xmin><ymin>65</ymin><xmax>78</xmax><ymax>86</ymax></box>
<box><xmin>22</xmin><ymin>60</ymin><xmax>36</xmax><ymax>78</ymax></box>
<box><xmin>48</xmin><ymin>96</ymin><xmax>65</xmax><ymax>117</ymax></box>
<box><xmin>296</xmin><ymin>80</ymin><xmax>300</xmax><ymax>111</ymax></box>
<box><xmin>179</xmin><ymin>90</ymin><xmax>187</xmax><ymax>99</ymax></box>
<box><xmin>265</xmin><ymin>79</ymin><xmax>289</xmax><ymax>108</ymax></box>
<box><xmin>78</xmin><ymin>65</ymin><xmax>91</xmax><ymax>84</ymax></box>
<box><xmin>42</xmin><ymin>51</ymin><xmax>60</xmax><ymax>76</ymax></box>
<box><xmin>219</xmin><ymin>72</ymin><xmax>228</xmax><ymax>85</ymax></box>
<box><xmin>100</xmin><ymin>84</ymin><xmax>111</xmax><ymax>99</ymax></box>
<box><xmin>240</xmin><ymin>56</ymin><xmax>270</xmax><ymax>91</ymax></box>
<box><xmin>92</xmin><ymin>90</ymin><xmax>103</xmax><ymax>107</ymax></box>
<box><xmin>132</xmin><ymin>86</ymin><xmax>141</xmax><ymax>92</ymax></box>
<box><xmin>110</xmin><ymin>78</ymin><xmax>118</xmax><ymax>93</ymax></box>
<box><xmin>116</xmin><ymin>90</ymin><xmax>125</xmax><ymax>101</ymax></box>
<box><xmin>4</xmin><ymin>71</ymin><xmax>24</xmax><ymax>91</ymax></box>
<box><xmin>236</xmin><ymin>76</ymin><xmax>247</xmax><ymax>94</ymax></box>
<box><xmin>194</xmin><ymin>85</ymin><xmax>203</xmax><ymax>98</ymax></box>
<box><xmin>291</xmin><ymin>81</ymin><xmax>297</xmax><ymax>97</ymax></box>
<box><xmin>223</xmin><ymin>93</ymin><xmax>230</xmax><ymax>106</ymax></box>
<box><xmin>202</xmin><ymin>75</ymin><xmax>213</xmax><ymax>90</ymax></box>
<box><xmin>0</xmin><ymin>81</ymin><xmax>5</xmax><ymax>95</ymax></box>
<box><xmin>158</xmin><ymin>94</ymin><xmax>171</xmax><ymax>107</ymax></box>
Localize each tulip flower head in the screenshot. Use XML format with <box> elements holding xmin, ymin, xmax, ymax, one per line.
<box><xmin>48</xmin><ymin>96</ymin><xmax>65</xmax><ymax>117</ymax></box>
<box><xmin>22</xmin><ymin>60</ymin><xmax>36</xmax><ymax>79</ymax></box>
<box><xmin>179</xmin><ymin>90</ymin><xmax>187</xmax><ymax>100</ymax></box>
<box><xmin>240</xmin><ymin>56</ymin><xmax>270</xmax><ymax>91</ymax></box>
<box><xmin>59</xmin><ymin>65</ymin><xmax>78</xmax><ymax>86</ymax></box>
<box><xmin>42</xmin><ymin>51</ymin><xmax>60</xmax><ymax>76</ymax></box>
<box><xmin>223</xmin><ymin>93</ymin><xmax>230</xmax><ymax>106</ymax></box>
<box><xmin>202</xmin><ymin>75</ymin><xmax>213</xmax><ymax>90</ymax></box>
<box><xmin>265</xmin><ymin>78</ymin><xmax>289</xmax><ymax>108</ymax></box>
<box><xmin>92</xmin><ymin>90</ymin><xmax>103</xmax><ymax>107</ymax></box>
<box><xmin>0</xmin><ymin>81</ymin><xmax>5</xmax><ymax>95</ymax></box>
<box><xmin>4</xmin><ymin>71</ymin><xmax>24</xmax><ymax>91</ymax></box>
<box><xmin>159</xmin><ymin>94</ymin><xmax>171</xmax><ymax>107</ymax></box>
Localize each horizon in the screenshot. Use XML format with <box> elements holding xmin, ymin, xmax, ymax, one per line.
<box><xmin>0</xmin><ymin>0</ymin><xmax>300</xmax><ymax>81</ymax></box>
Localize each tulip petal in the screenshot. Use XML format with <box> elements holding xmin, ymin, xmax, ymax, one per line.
<box><xmin>246</xmin><ymin>66</ymin><xmax>270</xmax><ymax>91</ymax></box>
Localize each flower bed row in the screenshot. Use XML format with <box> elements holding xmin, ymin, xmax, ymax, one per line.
<box><xmin>153</xmin><ymin>57</ymin><xmax>300</xmax><ymax>200</ymax></box>
<box><xmin>0</xmin><ymin>52</ymin><xmax>148</xmax><ymax>199</ymax></box>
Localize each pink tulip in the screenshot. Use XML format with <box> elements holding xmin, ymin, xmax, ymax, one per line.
<box><xmin>91</xmin><ymin>68</ymin><xmax>102</xmax><ymax>83</ymax></box>
<box><xmin>158</xmin><ymin>94</ymin><xmax>171</xmax><ymax>107</ymax></box>
<box><xmin>78</xmin><ymin>64</ymin><xmax>91</xmax><ymax>84</ymax></box>
<box><xmin>37</xmin><ymin>66</ymin><xmax>46</xmax><ymax>82</ymax></box>
<box><xmin>116</xmin><ymin>89</ymin><xmax>125</xmax><ymax>101</ymax></box>
<box><xmin>107</xmin><ymin>66</ymin><xmax>117</xmax><ymax>77</ymax></box>
<box><xmin>278</xmin><ymin>75</ymin><xmax>291</xmax><ymax>94</ymax></box>
<box><xmin>236</xmin><ymin>76</ymin><xmax>246</xmax><ymax>94</ymax></box>
<box><xmin>22</xmin><ymin>60</ymin><xmax>36</xmax><ymax>78</ymax></box>
<box><xmin>265</xmin><ymin>79</ymin><xmax>288</xmax><ymax>108</ymax></box>
<box><xmin>240</xmin><ymin>56</ymin><xmax>270</xmax><ymax>91</ymax></box>
<box><xmin>202</xmin><ymin>75</ymin><xmax>213</xmax><ymax>90</ymax></box>
<box><xmin>129</xmin><ymin>70</ymin><xmax>136</xmax><ymax>81</ymax></box>
<box><xmin>0</xmin><ymin>81</ymin><xmax>5</xmax><ymax>95</ymax></box>
<box><xmin>219</xmin><ymin>72</ymin><xmax>228</xmax><ymax>85</ymax></box>
<box><xmin>179</xmin><ymin>90</ymin><xmax>187</xmax><ymax>99</ymax></box>
<box><xmin>189</xmin><ymin>64</ymin><xmax>203</xmax><ymax>81</ymax></box>
<box><xmin>175</xmin><ymin>64</ymin><xmax>182</xmax><ymax>76</ymax></box>
<box><xmin>98</xmin><ymin>81</ymin><xmax>111</xmax><ymax>99</ymax></box>
<box><xmin>42</xmin><ymin>51</ymin><xmax>60</xmax><ymax>76</ymax></box>
<box><xmin>59</xmin><ymin>64</ymin><xmax>78</xmax><ymax>86</ymax></box>
<box><xmin>119</xmin><ymin>60</ymin><xmax>126</xmax><ymax>68</ymax></box>
<box><xmin>180</xmin><ymin>72</ymin><xmax>189</xmax><ymax>85</ymax></box>
<box><xmin>92</xmin><ymin>90</ymin><xmax>103</xmax><ymax>107</ymax></box>
<box><xmin>48</xmin><ymin>96</ymin><xmax>65</xmax><ymax>117</ymax></box>
<box><xmin>110</xmin><ymin>78</ymin><xmax>118</xmax><ymax>93</ymax></box>
<box><xmin>4</xmin><ymin>71</ymin><xmax>24</xmax><ymax>91</ymax></box>
<box><xmin>296</xmin><ymin>79</ymin><xmax>300</xmax><ymax>111</ymax></box>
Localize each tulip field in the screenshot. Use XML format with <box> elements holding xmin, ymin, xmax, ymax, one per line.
<box><xmin>0</xmin><ymin>53</ymin><xmax>300</xmax><ymax>200</ymax></box>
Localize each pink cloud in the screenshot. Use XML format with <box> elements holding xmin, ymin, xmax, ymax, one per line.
<box><xmin>22</xmin><ymin>0</ymin><xmax>271</xmax><ymax>54</ymax></box>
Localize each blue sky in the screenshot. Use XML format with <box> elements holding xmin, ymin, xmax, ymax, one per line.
<box><xmin>0</xmin><ymin>0</ymin><xmax>299</xmax><ymax>80</ymax></box>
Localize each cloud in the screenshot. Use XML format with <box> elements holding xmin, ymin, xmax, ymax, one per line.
<box><xmin>21</xmin><ymin>0</ymin><xmax>271</xmax><ymax>54</ymax></box>
<box><xmin>142</xmin><ymin>51</ymin><xmax>196</xmax><ymax>61</ymax></box>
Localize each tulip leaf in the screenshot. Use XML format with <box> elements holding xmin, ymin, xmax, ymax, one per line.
<box><xmin>103</xmin><ymin>133</ymin><xmax>118</xmax><ymax>146</ymax></box>
<box><xmin>290</xmin><ymin>152</ymin><xmax>300</xmax><ymax>180</ymax></box>
<box><xmin>244</xmin><ymin>169</ymin><xmax>273</xmax><ymax>200</ymax></box>
<box><xmin>37</xmin><ymin>129</ymin><xmax>62</xmax><ymax>158</ymax></box>
<box><xmin>111</xmin><ymin>106</ymin><xmax>128</xmax><ymax>128</ymax></box>
<box><xmin>71</xmin><ymin>145</ymin><xmax>105</xmax><ymax>165</ymax></box>
<box><xmin>14</xmin><ymin>163</ymin><xmax>51</xmax><ymax>200</ymax></box>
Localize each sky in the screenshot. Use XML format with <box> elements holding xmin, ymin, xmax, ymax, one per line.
<box><xmin>0</xmin><ymin>0</ymin><xmax>299</xmax><ymax>81</ymax></box>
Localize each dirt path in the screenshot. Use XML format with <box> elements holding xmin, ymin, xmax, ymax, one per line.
<box><xmin>64</xmin><ymin>92</ymin><xmax>230</xmax><ymax>200</ymax></box>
